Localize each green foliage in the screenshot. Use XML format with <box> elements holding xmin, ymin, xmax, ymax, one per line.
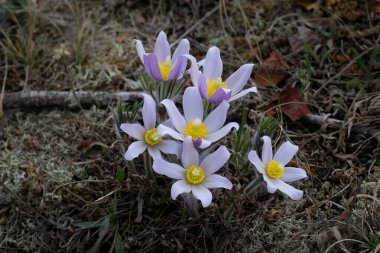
<box><xmin>259</xmin><ymin>117</ymin><xmax>279</xmax><ymax>137</ymax></box>
<box><xmin>362</xmin><ymin>233</ymin><xmax>380</xmax><ymax>250</ymax></box>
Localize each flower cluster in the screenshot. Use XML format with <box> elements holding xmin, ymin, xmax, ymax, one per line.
<box><xmin>120</xmin><ymin>31</ymin><xmax>307</xmax><ymax>208</ymax></box>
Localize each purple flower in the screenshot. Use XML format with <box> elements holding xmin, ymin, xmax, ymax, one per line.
<box><xmin>153</xmin><ymin>137</ymin><xmax>233</xmax><ymax>208</ymax></box>
<box><xmin>248</xmin><ymin>136</ymin><xmax>308</xmax><ymax>200</ymax></box>
<box><xmin>158</xmin><ymin>87</ymin><xmax>239</xmax><ymax>149</ymax></box>
<box><xmin>136</xmin><ymin>31</ymin><xmax>190</xmax><ymax>81</ymax></box>
<box><xmin>121</xmin><ymin>94</ymin><xmax>181</xmax><ymax>160</ymax></box>
<box><xmin>188</xmin><ymin>46</ymin><xmax>257</xmax><ymax>104</ymax></box>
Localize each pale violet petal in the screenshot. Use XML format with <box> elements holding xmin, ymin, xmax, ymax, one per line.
<box><xmin>143</xmin><ymin>54</ymin><xmax>163</xmax><ymax>81</ymax></box>
<box><xmin>199</xmin><ymin>139</ymin><xmax>212</xmax><ymax>149</ymax></box>
<box><xmin>205</xmin><ymin>122</ymin><xmax>239</xmax><ymax>142</ymax></box>
<box><xmin>157</xmin><ymin>140</ymin><xmax>182</xmax><ymax>157</ymax></box>
<box><xmin>152</xmin><ymin>158</ymin><xmax>186</xmax><ymax>179</ymax></box>
<box><xmin>182</xmin><ymin>137</ymin><xmax>200</xmax><ymax>168</ymax></box>
<box><xmin>200</xmin><ymin>146</ymin><xmax>230</xmax><ymax>175</ymax></box>
<box><xmin>184</xmin><ymin>54</ymin><xmax>200</xmax><ymax>85</ymax></box>
<box><xmin>248</xmin><ymin>150</ymin><xmax>265</xmax><ymax>174</ymax></box>
<box><xmin>154</xmin><ymin>31</ymin><xmax>171</xmax><ymax>63</ymax></box>
<box><xmin>135</xmin><ymin>40</ymin><xmax>146</xmax><ymax>63</ymax></box>
<box><xmin>203</xmin><ymin>46</ymin><xmax>223</xmax><ymax>80</ymax></box>
<box><xmin>228</xmin><ymin>87</ymin><xmax>257</xmax><ymax>102</ymax></box>
<box><xmin>261</xmin><ymin>136</ymin><xmax>273</xmax><ymax>165</ymax></box>
<box><xmin>198</xmin><ymin>75</ymin><xmax>208</xmax><ymax>98</ymax></box>
<box><xmin>202</xmin><ymin>174</ymin><xmax>232</xmax><ymax>189</ymax></box>
<box><xmin>183</xmin><ymin>87</ymin><xmax>203</xmax><ymax>122</ymax></box>
<box><xmin>271</xmin><ymin>179</ymin><xmax>304</xmax><ymax>200</ymax></box>
<box><xmin>171</xmin><ymin>179</ymin><xmax>191</xmax><ymax>200</ymax></box>
<box><xmin>172</xmin><ymin>39</ymin><xmax>190</xmax><ymax>64</ymax></box>
<box><xmin>225</xmin><ymin>64</ymin><xmax>253</xmax><ymax>94</ymax></box>
<box><xmin>120</xmin><ymin>123</ymin><xmax>146</xmax><ymax>141</ymax></box>
<box><xmin>281</xmin><ymin>167</ymin><xmax>308</xmax><ymax>182</ymax></box>
<box><xmin>263</xmin><ymin>175</ymin><xmax>278</xmax><ymax>193</ymax></box>
<box><xmin>147</xmin><ymin>146</ymin><xmax>161</xmax><ymax>159</ymax></box>
<box><xmin>203</xmin><ymin>101</ymin><xmax>229</xmax><ymax>133</ymax></box>
<box><xmin>142</xmin><ymin>94</ymin><xmax>156</xmax><ymax>130</ymax></box>
<box><xmin>168</xmin><ymin>55</ymin><xmax>187</xmax><ymax>80</ymax></box>
<box><xmin>191</xmin><ymin>185</ymin><xmax>212</xmax><ymax>208</ymax></box>
<box><xmin>124</xmin><ymin>141</ymin><xmax>147</xmax><ymax>160</ymax></box>
<box><xmin>273</xmin><ymin>141</ymin><xmax>299</xmax><ymax>166</ymax></box>
<box><xmin>161</xmin><ymin>99</ymin><xmax>187</xmax><ymax>133</ymax></box>
<box><xmin>157</xmin><ymin>124</ymin><xmax>185</xmax><ymax>141</ymax></box>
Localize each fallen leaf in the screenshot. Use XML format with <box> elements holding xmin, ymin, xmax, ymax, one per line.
<box><xmin>255</xmin><ymin>51</ymin><xmax>290</xmax><ymax>87</ymax></box>
<box><xmin>288</xmin><ymin>26</ymin><xmax>320</xmax><ymax>53</ymax></box>
<box><xmin>280</xmin><ymin>87</ymin><xmax>311</xmax><ymax>121</ymax></box>
<box><xmin>261</xmin><ymin>87</ymin><xmax>311</xmax><ymax>121</ymax></box>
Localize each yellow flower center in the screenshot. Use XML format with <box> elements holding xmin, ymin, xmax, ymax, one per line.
<box><xmin>207</xmin><ymin>78</ymin><xmax>228</xmax><ymax>97</ymax></box>
<box><xmin>184</xmin><ymin>118</ymin><xmax>207</xmax><ymax>140</ymax></box>
<box><xmin>186</xmin><ymin>165</ymin><xmax>205</xmax><ymax>185</ymax></box>
<box><xmin>266</xmin><ymin>161</ymin><xmax>284</xmax><ymax>179</ymax></box>
<box><xmin>144</xmin><ymin>128</ymin><xmax>161</xmax><ymax>146</ymax></box>
<box><xmin>158</xmin><ymin>57</ymin><xmax>172</xmax><ymax>80</ymax></box>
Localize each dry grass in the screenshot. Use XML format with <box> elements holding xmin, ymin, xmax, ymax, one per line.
<box><xmin>0</xmin><ymin>0</ymin><xmax>379</xmax><ymax>252</ymax></box>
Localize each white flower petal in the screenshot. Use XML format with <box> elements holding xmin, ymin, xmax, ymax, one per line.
<box><xmin>184</xmin><ymin>54</ymin><xmax>200</xmax><ymax>85</ymax></box>
<box><xmin>281</xmin><ymin>167</ymin><xmax>308</xmax><ymax>182</ymax></box>
<box><xmin>228</xmin><ymin>87</ymin><xmax>257</xmax><ymax>102</ymax></box>
<box><xmin>120</xmin><ymin>123</ymin><xmax>146</xmax><ymax>141</ymax></box>
<box><xmin>152</xmin><ymin>158</ymin><xmax>186</xmax><ymax>180</ymax></box>
<box><xmin>182</xmin><ymin>137</ymin><xmax>200</xmax><ymax>168</ymax></box>
<box><xmin>142</xmin><ymin>94</ymin><xmax>156</xmax><ymax>130</ymax></box>
<box><xmin>248</xmin><ymin>150</ymin><xmax>265</xmax><ymax>174</ymax></box>
<box><xmin>225</xmin><ymin>64</ymin><xmax>253</xmax><ymax>94</ymax></box>
<box><xmin>172</xmin><ymin>39</ymin><xmax>190</xmax><ymax>64</ymax></box>
<box><xmin>135</xmin><ymin>40</ymin><xmax>146</xmax><ymax>63</ymax></box>
<box><xmin>147</xmin><ymin>146</ymin><xmax>161</xmax><ymax>159</ymax></box>
<box><xmin>171</xmin><ymin>179</ymin><xmax>191</xmax><ymax>200</ymax></box>
<box><xmin>124</xmin><ymin>141</ymin><xmax>147</xmax><ymax>160</ymax></box>
<box><xmin>205</xmin><ymin>122</ymin><xmax>239</xmax><ymax>142</ymax></box>
<box><xmin>154</xmin><ymin>31</ymin><xmax>171</xmax><ymax>63</ymax></box>
<box><xmin>203</xmin><ymin>101</ymin><xmax>229</xmax><ymax>133</ymax></box>
<box><xmin>273</xmin><ymin>141</ymin><xmax>299</xmax><ymax>166</ymax></box>
<box><xmin>183</xmin><ymin>87</ymin><xmax>203</xmax><ymax>122</ymax></box>
<box><xmin>202</xmin><ymin>174</ymin><xmax>232</xmax><ymax>189</ymax></box>
<box><xmin>263</xmin><ymin>175</ymin><xmax>278</xmax><ymax>193</ymax></box>
<box><xmin>157</xmin><ymin>124</ymin><xmax>185</xmax><ymax>141</ymax></box>
<box><xmin>192</xmin><ymin>185</ymin><xmax>212</xmax><ymax>208</ymax></box>
<box><xmin>261</xmin><ymin>136</ymin><xmax>273</xmax><ymax>165</ymax></box>
<box><xmin>161</xmin><ymin>99</ymin><xmax>187</xmax><ymax>133</ymax></box>
<box><xmin>157</xmin><ymin>140</ymin><xmax>182</xmax><ymax>157</ymax></box>
<box><xmin>199</xmin><ymin>139</ymin><xmax>212</xmax><ymax>149</ymax></box>
<box><xmin>203</xmin><ymin>46</ymin><xmax>223</xmax><ymax>80</ymax></box>
<box><xmin>271</xmin><ymin>179</ymin><xmax>304</xmax><ymax>200</ymax></box>
<box><xmin>200</xmin><ymin>146</ymin><xmax>230</xmax><ymax>175</ymax></box>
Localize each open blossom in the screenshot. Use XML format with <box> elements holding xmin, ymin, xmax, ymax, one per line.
<box><xmin>248</xmin><ymin>136</ymin><xmax>308</xmax><ymax>200</ymax></box>
<box><xmin>153</xmin><ymin>136</ymin><xmax>232</xmax><ymax>207</ymax></box>
<box><xmin>121</xmin><ymin>94</ymin><xmax>181</xmax><ymax>160</ymax></box>
<box><xmin>135</xmin><ymin>31</ymin><xmax>189</xmax><ymax>81</ymax></box>
<box><xmin>188</xmin><ymin>46</ymin><xmax>257</xmax><ymax>104</ymax></box>
<box><xmin>158</xmin><ymin>87</ymin><xmax>239</xmax><ymax>149</ymax></box>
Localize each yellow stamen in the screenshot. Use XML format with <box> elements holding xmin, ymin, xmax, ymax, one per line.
<box><xmin>186</xmin><ymin>165</ymin><xmax>205</xmax><ymax>185</ymax></box>
<box><xmin>158</xmin><ymin>57</ymin><xmax>172</xmax><ymax>80</ymax></box>
<box><xmin>207</xmin><ymin>78</ymin><xmax>228</xmax><ymax>97</ymax></box>
<box><xmin>184</xmin><ymin>119</ymin><xmax>207</xmax><ymax>140</ymax></box>
<box><xmin>266</xmin><ymin>161</ymin><xmax>284</xmax><ymax>179</ymax></box>
<box><xmin>144</xmin><ymin>128</ymin><xmax>161</xmax><ymax>146</ymax></box>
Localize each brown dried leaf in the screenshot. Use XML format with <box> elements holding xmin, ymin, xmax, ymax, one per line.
<box><xmin>279</xmin><ymin>87</ymin><xmax>311</xmax><ymax>121</ymax></box>
<box><xmin>261</xmin><ymin>87</ymin><xmax>311</xmax><ymax>121</ymax></box>
<box><xmin>255</xmin><ymin>51</ymin><xmax>290</xmax><ymax>87</ymax></box>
